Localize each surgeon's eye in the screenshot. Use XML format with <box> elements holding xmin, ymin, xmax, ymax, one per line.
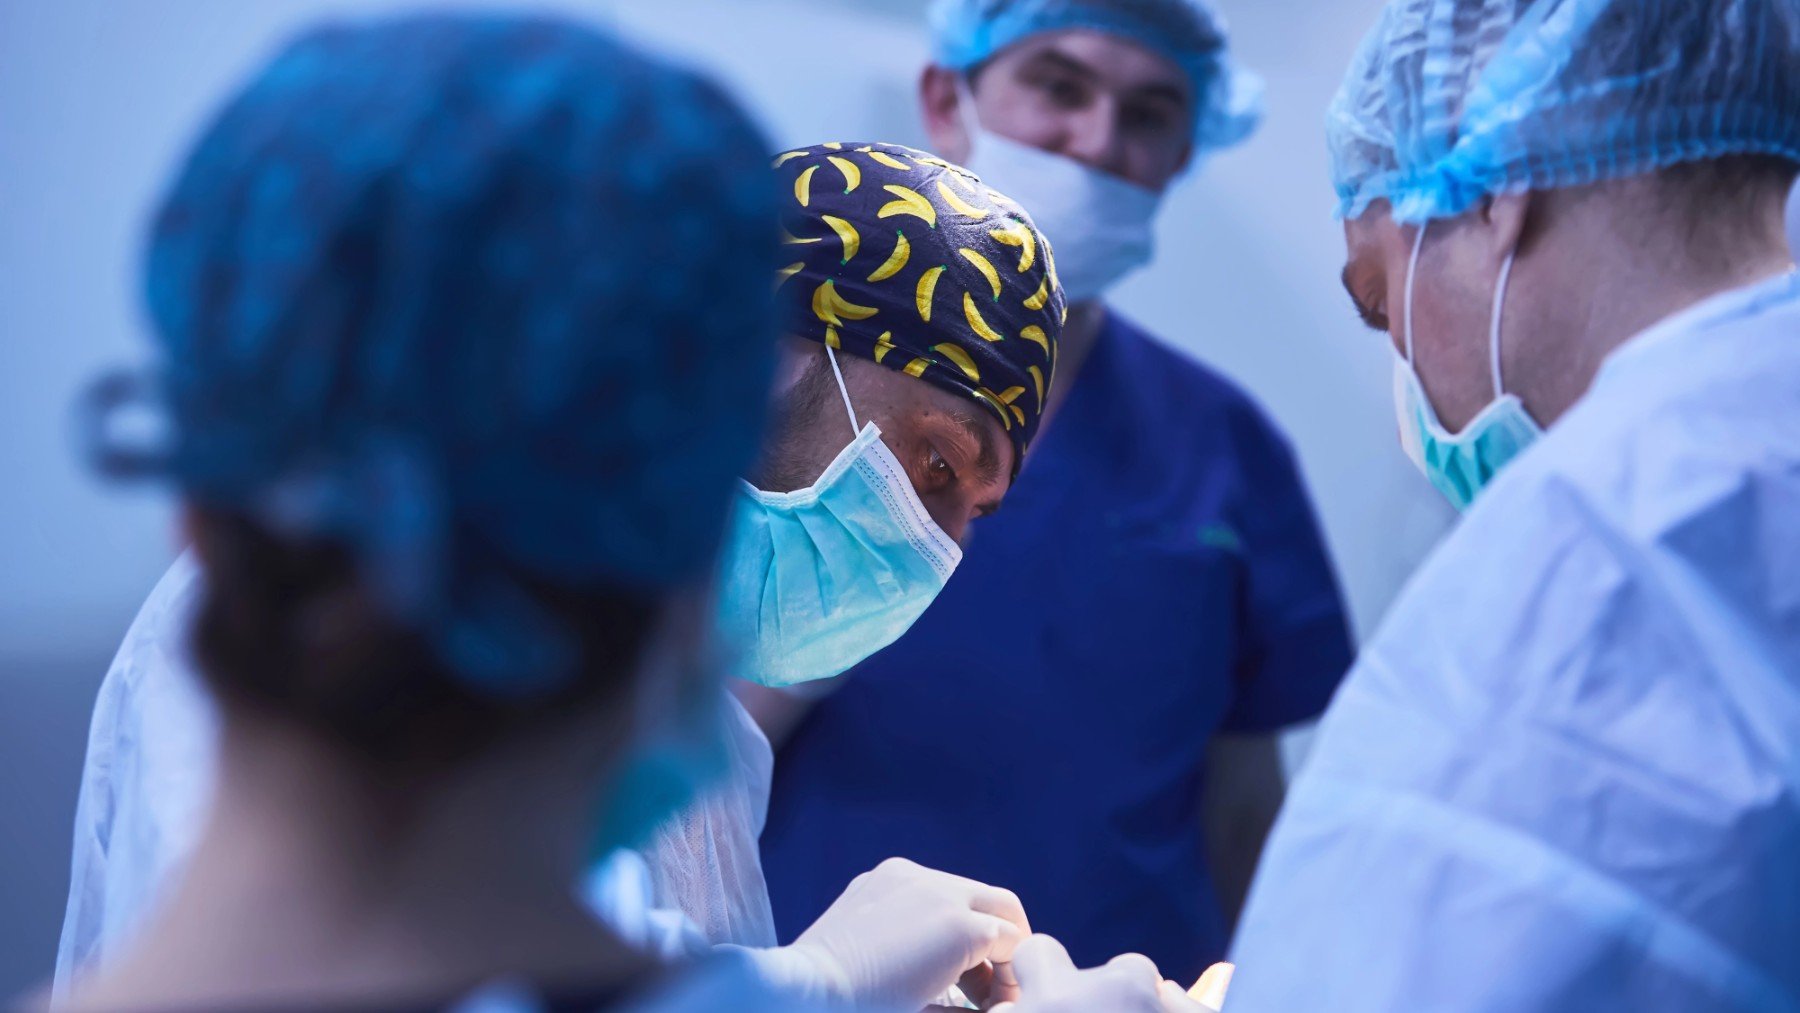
<box><xmin>1121</xmin><ymin>101</ymin><xmax>1178</xmax><ymax>136</ymax></box>
<box><xmin>928</xmin><ymin>449</ymin><xmax>957</xmax><ymax>482</ymax></box>
<box><xmin>1356</xmin><ymin>288</ymin><xmax>1390</xmax><ymax>333</ymax></box>
<box><xmin>926</xmin><ymin>446</ymin><xmax>957</xmax><ymax>487</ymax></box>
<box><xmin>1039</xmin><ymin>75</ymin><xmax>1089</xmax><ymax>109</ymax></box>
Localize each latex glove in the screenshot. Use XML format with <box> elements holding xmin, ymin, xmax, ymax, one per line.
<box><xmin>742</xmin><ymin>857</ymin><xmax>1030</xmax><ymax>1008</ymax></box>
<box><xmin>990</xmin><ymin>935</ymin><xmax>1209</xmax><ymax>1013</ymax></box>
<box><xmin>1185</xmin><ymin>962</ymin><xmax>1234</xmax><ymax>1011</ymax></box>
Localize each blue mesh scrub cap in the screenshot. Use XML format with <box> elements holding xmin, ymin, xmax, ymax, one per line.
<box><xmin>1330</xmin><ymin>0</ymin><xmax>1800</xmax><ymax>223</ymax></box>
<box><xmin>927</xmin><ymin>0</ymin><xmax>1264</xmax><ymax>158</ymax></box>
<box><xmin>91</xmin><ymin>14</ymin><xmax>780</xmax><ymax>695</ymax></box>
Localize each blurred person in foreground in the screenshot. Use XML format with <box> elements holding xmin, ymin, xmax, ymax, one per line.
<box><xmin>52</xmin><ymin>12</ymin><xmax>1214</xmax><ymax>1010</ymax></box>
<box><xmin>1223</xmin><ymin>0</ymin><xmax>1800</xmax><ymax>1009</ymax></box>
<box><xmin>757</xmin><ymin>0</ymin><xmax>1354</xmax><ymax>985</ymax></box>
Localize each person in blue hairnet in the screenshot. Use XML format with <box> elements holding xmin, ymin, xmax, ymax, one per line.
<box><xmin>755</xmin><ymin>0</ymin><xmax>1355</xmax><ymax>986</ymax></box>
<box><xmin>50</xmin><ymin>13</ymin><xmax>1214</xmax><ymax>1008</ymax></box>
<box><xmin>54</xmin><ymin>14</ymin><xmax>834</xmax><ymax>1010</ymax></box>
<box><xmin>1222</xmin><ymin>1</ymin><xmax>1800</xmax><ymax>1010</ymax></box>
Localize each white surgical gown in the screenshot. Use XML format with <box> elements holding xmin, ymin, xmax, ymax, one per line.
<box><xmin>1229</xmin><ymin>272</ymin><xmax>1800</xmax><ymax>1011</ymax></box>
<box><xmin>56</xmin><ymin>555</ymin><xmax>778</xmax><ymax>991</ymax></box>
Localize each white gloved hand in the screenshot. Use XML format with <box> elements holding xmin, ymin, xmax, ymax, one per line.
<box><xmin>989</xmin><ymin>934</ymin><xmax>1209</xmax><ymax>1013</ymax></box>
<box><xmin>740</xmin><ymin>857</ymin><xmax>1030</xmax><ymax>1008</ymax></box>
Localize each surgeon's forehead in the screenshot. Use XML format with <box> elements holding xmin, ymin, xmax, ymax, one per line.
<box><xmin>1342</xmin><ymin>204</ymin><xmax>1396</xmax><ymax>262</ymax></box>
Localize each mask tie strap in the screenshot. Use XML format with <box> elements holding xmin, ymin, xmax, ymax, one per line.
<box><xmin>1489</xmin><ymin>252</ymin><xmax>1517</xmax><ymax>400</ymax></box>
<box><xmin>824</xmin><ymin>345</ymin><xmax>860</xmax><ymax>437</ymax></box>
<box><xmin>1403</xmin><ymin>220</ymin><xmax>1427</xmax><ymax>365</ymax></box>
<box><xmin>954</xmin><ymin>76</ymin><xmax>984</xmax><ymax>154</ymax></box>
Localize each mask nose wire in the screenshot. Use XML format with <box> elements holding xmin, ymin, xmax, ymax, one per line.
<box><xmin>1403</xmin><ymin>220</ymin><xmax>1427</xmax><ymax>366</ymax></box>
<box><xmin>1489</xmin><ymin>252</ymin><xmax>1517</xmax><ymax>400</ymax></box>
<box><xmin>824</xmin><ymin>345</ymin><xmax>860</xmax><ymax>439</ymax></box>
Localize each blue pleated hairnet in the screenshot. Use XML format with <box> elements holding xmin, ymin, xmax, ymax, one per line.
<box><xmin>1331</xmin><ymin>0</ymin><xmax>1800</xmax><ymax>223</ymax></box>
<box><xmin>927</xmin><ymin>0</ymin><xmax>1264</xmax><ymax>157</ymax></box>
<box><xmin>100</xmin><ymin>14</ymin><xmax>778</xmax><ymax>694</ymax></box>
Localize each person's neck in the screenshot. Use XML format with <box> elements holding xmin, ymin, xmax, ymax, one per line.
<box><xmin>69</xmin><ymin>714</ymin><xmax>647</xmax><ymax>1011</ymax></box>
<box><xmin>1516</xmin><ymin>200</ymin><xmax>1795</xmax><ymax>425</ymax></box>
<box><xmin>1041</xmin><ymin>300</ymin><xmax>1107</xmax><ymax>425</ymax></box>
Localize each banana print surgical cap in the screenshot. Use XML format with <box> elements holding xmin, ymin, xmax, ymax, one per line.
<box><xmin>774</xmin><ymin>141</ymin><xmax>1066</xmax><ymax>464</ymax></box>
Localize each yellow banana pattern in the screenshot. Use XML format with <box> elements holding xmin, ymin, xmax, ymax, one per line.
<box><xmin>989</xmin><ymin>222</ymin><xmax>1037</xmax><ymax>272</ymax></box>
<box><xmin>959</xmin><ymin>248</ymin><xmax>1002</xmax><ymax>300</ymax></box>
<box><xmin>932</xmin><ymin>342</ymin><xmax>982</xmax><ymax>382</ymax></box>
<box><xmin>866</xmin><ymin>149</ymin><xmax>913</xmax><ymax>172</ymax></box>
<box><xmin>812</xmin><ymin>279</ymin><xmax>879</xmax><ymax>326</ymax></box>
<box><xmin>1023</xmin><ymin>275</ymin><xmax>1049</xmax><ymax>310</ymax></box>
<box><xmin>936</xmin><ymin>179</ymin><xmax>991</xmax><ymax>220</ymax></box>
<box><xmin>964</xmin><ymin>292</ymin><xmax>1005</xmax><ymax>342</ymax></box>
<box><xmin>822</xmin><ymin>215</ymin><xmax>860</xmax><ymax>264</ymax></box>
<box><xmin>916</xmin><ymin>265</ymin><xmax>946</xmax><ymax>322</ymax></box>
<box><xmin>867</xmin><ymin>231</ymin><xmax>910</xmax><ymax>283</ymax></box>
<box><xmin>828</xmin><ymin>155</ymin><xmax>862</xmax><ymax>194</ymax></box>
<box><xmin>774</xmin><ymin>141</ymin><xmax>1066</xmax><ymax>462</ymax></box>
<box><xmin>878</xmin><ymin>184</ymin><xmax>938</xmax><ymax>228</ymax></box>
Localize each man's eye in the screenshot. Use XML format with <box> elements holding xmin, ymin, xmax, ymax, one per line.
<box><xmin>1041</xmin><ymin>77</ymin><xmax>1086</xmax><ymax>108</ymax></box>
<box><xmin>1354</xmin><ymin>289</ymin><xmax>1390</xmax><ymax>333</ymax></box>
<box><xmin>927</xmin><ymin>447</ymin><xmax>956</xmax><ymax>481</ymax></box>
<box><xmin>1121</xmin><ymin>104</ymin><xmax>1176</xmax><ymax>134</ymax></box>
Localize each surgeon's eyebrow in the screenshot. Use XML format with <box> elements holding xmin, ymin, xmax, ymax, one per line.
<box><xmin>954</xmin><ymin>408</ymin><xmax>1004</xmax><ymax>487</ymax></box>
<box><xmin>1032</xmin><ymin>47</ymin><xmax>1190</xmax><ymax>112</ymax></box>
<box><xmin>1024</xmin><ymin>49</ymin><xmax>1100</xmax><ymax>85</ymax></box>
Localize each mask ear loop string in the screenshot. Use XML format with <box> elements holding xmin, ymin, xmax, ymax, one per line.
<box><xmin>1403</xmin><ymin>220</ymin><xmax>1427</xmax><ymax>366</ymax></box>
<box><xmin>1489</xmin><ymin>252</ymin><xmax>1517</xmax><ymax>400</ymax></box>
<box><xmin>824</xmin><ymin>345</ymin><xmax>860</xmax><ymax>438</ymax></box>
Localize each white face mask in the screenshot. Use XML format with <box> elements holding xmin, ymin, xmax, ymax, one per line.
<box><xmin>955</xmin><ymin>82</ymin><xmax>1163</xmax><ymax>303</ymax></box>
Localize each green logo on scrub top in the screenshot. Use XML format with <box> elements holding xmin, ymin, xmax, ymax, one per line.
<box><xmin>1198</xmin><ymin>524</ymin><xmax>1243</xmax><ymax>553</ymax></box>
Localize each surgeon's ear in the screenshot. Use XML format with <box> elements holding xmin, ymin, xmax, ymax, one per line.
<box><xmin>919</xmin><ymin>65</ymin><xmax>971</xmax><ymax>164</ymax></box>
<box><xmin>1479</xmin><ymin>191</ymin><xmax>1533</xmax><ymax>266</ymax></box>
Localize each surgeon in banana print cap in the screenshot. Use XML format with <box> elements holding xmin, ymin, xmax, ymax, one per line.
<box><xmin>715</xmin><ymin>140</ymin><xmax>1065</xmax><ymax>697</ymax></box>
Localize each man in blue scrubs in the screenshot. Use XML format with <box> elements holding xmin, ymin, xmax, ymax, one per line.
<box><xmin>753</xmin><ymin>0</ymin><xmax>1355</xmax><ymax>985</ymax></box>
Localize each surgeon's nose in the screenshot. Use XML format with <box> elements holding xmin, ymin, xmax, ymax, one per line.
<box><xmin>917</xmin><ymin>492</ymin><xmax>973</xmax><ymax>545</ymax></box>
<box><xmin>1060</xmin><ymin>101</ymin><xmax>1129</xmax><ymax>178</ymax></box>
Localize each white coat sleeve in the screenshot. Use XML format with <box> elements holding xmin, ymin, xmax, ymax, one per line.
<box><xmin>54</xmin><ymin>553</ymin><xmax>220</xmax><ymax>998</ymax></box>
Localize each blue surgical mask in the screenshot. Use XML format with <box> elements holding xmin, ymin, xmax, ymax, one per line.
<box><xmin>717</xmin><ymin>348</ymin><xmax>963</xmax><ymax>687</ymax></box>
<box><xmin>956</xmin><ymin>82</ymin><xmax>1162</xmax><ymax>302</ymax></box>
<box><xmin>1393</xmin><ymin>222</ymin><xmax>1544</xmax><ymax>511</ymax></box>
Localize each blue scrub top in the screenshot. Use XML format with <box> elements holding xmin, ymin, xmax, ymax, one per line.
<box><xmin>760</xmin><ymin>312</ymin><xmax>1354</xmax><ymax>982</ymax></box>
